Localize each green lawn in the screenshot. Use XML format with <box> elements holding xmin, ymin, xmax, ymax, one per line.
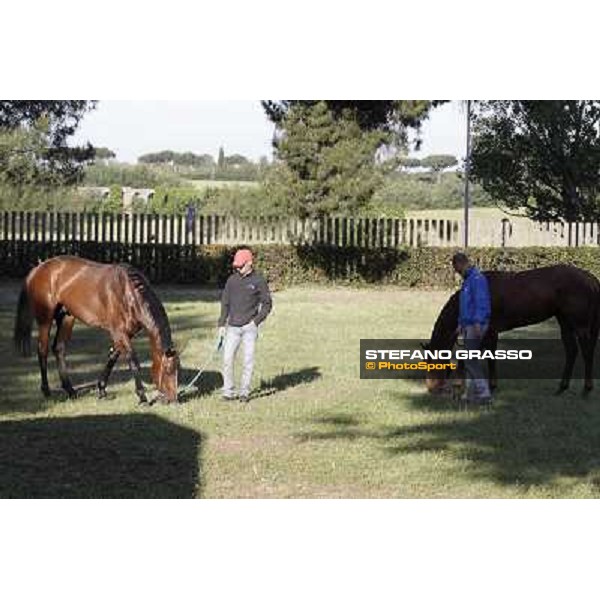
<box><xmin>1</xmin><ymin>281</ymin><xmax>599</xmax><ymax>498</ymax></box>
<box><xmin>186</xmin><ymin>179</ymin><xmax>259</xmax><ymax>190</ymax></box>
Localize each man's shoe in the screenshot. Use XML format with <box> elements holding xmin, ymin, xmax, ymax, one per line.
<box><xmin>239</xmin><ymin>394</ymin><xmax>250</xmax><ymax>403</ymax></box>
<box><xmin>221</xmin><ymin>394</ymin><xmax>237</xmax><ymax>401</ymax></box>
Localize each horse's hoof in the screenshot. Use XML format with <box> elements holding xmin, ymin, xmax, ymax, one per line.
<box><xmin>97</xmin><ymin>389</ymin><xmax>107</xmax><ymax>399</ymax></box>
<box><xmin>555</xmin><ymin>384</ymin><xmax>568</xmax><ymax>395</ymax></box>
<box><xmin>41</xmin><ymin>387</ymin><xmax>51</xmax><ymax>398</ymax></box>
<box><xmin>66</xmin><ymin>390</ymin><xmax>78</xmax><ymax>399</ymax></box>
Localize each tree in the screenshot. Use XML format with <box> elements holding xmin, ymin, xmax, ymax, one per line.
<box><xmin>470</xmin><ymin>101</ymin><xmax>600</xmax><ymax>221</ymax></box>
<box><xmin>265</xmin><ymin>102</ymin><xmax>393</xmax><ymax>217</ymax></box>
<box><xmin>217</xmin><ymin>146</ymin><xmax>225</xmax><ymax>169</ymax></box>
<box><xmin>399</xmin><ymin>157</ymin><xmax>422</xmax><ymax>169</ymax></box>
<box><xmin>224</xmin><ymin>153</ymin><xmax>250</xmax><ymax>167</ymax></box>
<box><xmin>0</xmin><ymin>119</ymin><xmax>88</xmax><ymax>190</ymax></box>
<box><xmin>138</xmin><ymin>150</ymin><xmax>177</xmax><ymax>164</ymax></box>
<box><xmin>0</xmin><ymin>101</ymin><xmax>97</xmax><ymax>187</ymax></box>
<box><xmin>263</xmin><ymin>100</ymin><xmax>446</xmax><ymax>149</ymax></box>
<box><xmin>420</xmin><ymin>154</ymin><xmax>458</xmax><ymax>182</ymax></box>
<box><xmin>94</xmin><ymin>147</ymin><xmax>116</xmax><ymax>161</ymax></box>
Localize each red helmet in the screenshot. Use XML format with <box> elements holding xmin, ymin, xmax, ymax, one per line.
<box><xmin>232</xmin><ymin>248</ymin><xmax>253</xmax><ymax>268</ymax></box>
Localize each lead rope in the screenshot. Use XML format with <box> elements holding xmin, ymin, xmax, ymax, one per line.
<box><xmin>177</xmin><ymin>334</ymin><xmax>224</xmax><ymax>396</ymax></box>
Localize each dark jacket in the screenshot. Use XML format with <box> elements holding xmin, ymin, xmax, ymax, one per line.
<box><xmin>218</xmin><ymin>270</ymin><xmax>272</xmax><ymax>327</ymax></box>
<box><xmin>458</xmin><ymin>266</ymin><xmax>491</xmax><ymax>327</ymax></box>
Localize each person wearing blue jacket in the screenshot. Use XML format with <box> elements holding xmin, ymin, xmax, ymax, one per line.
<box><xmin>452</xmin><ymin>252</ymin><xmax>492</xmax><ymax>405</ymax></box>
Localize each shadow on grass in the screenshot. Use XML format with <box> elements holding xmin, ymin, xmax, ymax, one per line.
<box><xmin>178</xmin><ymin>366</ymin><xmax>322</xmax><ymax>403</ymax></box>
<box><xmin>297</xmin><ymin>381</ymin><xmax>600</xmax><ymax>492</ymax></box>
<box><xmin>178</xmin><ymin>370</ymin><xmax>223</xmax><ymax>403</ymax></box>
<box><xmin>387</xmin><ymin>383</ymin><xmax>600</xmax><ymax>489</ymax></box>
<box><xmin>252</xmin><ymin>367</ymin><xmax>322</xmax><ymax>399</ymax></box>
<box><xmin>0</xmin><ymin>413</ymin><xmax>202</xmax><ymax>498</ymax></box>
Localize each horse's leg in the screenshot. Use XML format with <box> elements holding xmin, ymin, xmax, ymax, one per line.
<box><xmin>576</xmin><ymin>328</ymin><xmax>596</xmax><ymax>394</ymax></box>
<box><xmin>128</xmin><ymin>348</ymin><xmax>148</xmax><ymax>404</ymax></box>
<box><xmin>97</xmin><ymin>345</ymin><xmax>121</xmax><ymax>399</ymax></box>
<box><xmin>117</xmin><ymin>337</ymin><xmax>148</xmax><ymax>404</ymax></box>
<box><xmin>37</xmin><ymin>321</ymin><xmax>51</xmax><ymax>397</ymax></box>
<box><xmin>557</xmin><ymin>315</ymin><xmax>578</xmax><ymax>393</ymax></box>
<box><xmin>52</xmin><ymin>311</ymin><xmax>77</xmax><ymax>399</ymax></box>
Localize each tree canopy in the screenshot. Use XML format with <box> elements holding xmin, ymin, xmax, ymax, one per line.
<box><xmin>399</xmin><ymin>157</ymin><xmax>422</xmax><ymax>169</ymax></box>
<box><xmin>138</xmin><ymin>150</ymin><xmax>215</xmax><ymax>167</ymax></box>
<box><xmin>0</xmin><ymin>101</ymin><xmax>96</xmax><ymax>146</ymax></box>
<box><xmin>262</xmin><ymin>100</ymin><xmax>446</xmax><ymax>216</ymax></box>
<box><xmin>470</xmin><ymin>101</ymin><xmax>600</xmax><ymax>221</ymax></box>
<box><xmin>262</xmin><ymin>100</ymin><xmax>445</xmax><ymax>149</ymax></box>
<box><xmin>93</xmin><ymin>147</ymin><xmax>116</xmax><ymax>160</ymax></box>
<box><xmin>264</xmin><ymin>102</ymin><xmax>399</xmax><ymax>217</ymax></box>
<box><xmin>420</xmin><ymin>154</ymin><xmax>458</xmax><ymax>172</ymax></box>
<box><xmin>0</xmin><ymin>101</ymin><xmax>97</xmax><ymax>189</ymax></box>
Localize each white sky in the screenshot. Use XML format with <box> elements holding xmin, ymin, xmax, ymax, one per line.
<box><xmin>71</xmin><ymin>100</ymin><xmax>468</xmax><ymax>164</ymax></box>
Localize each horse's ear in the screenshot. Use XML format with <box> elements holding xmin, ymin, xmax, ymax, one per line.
<box><xmin>421</xmin><ymin>342</ymin><xmax>429</xmax><ymax>350</ymax></box>
<box><xmin>165</xmin><ymin>348</ymin><xmax>177</xmax><ymax>358</ymax></box>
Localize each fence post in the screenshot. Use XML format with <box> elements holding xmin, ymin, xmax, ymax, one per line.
<box><xmin>370</xmin><ymin>218</ymin><xmax>377</xmax><ymax>247</ymax></box>
<box><xmin>208</xmin><ymin>215</ymin><xmax>214</xmax><ymax>244</ymax></box>
<box><xmin>160</xmin><ymin>214</ymin><xmax>167</xmax><ymax>245</ymax></box>
<box><xmin>501</xmin><ymin>218</ymin><xmax>510</xmax><ymax>248</ymax></box>
<box><xmin>124</xmin><ymin>213</ymin><xmax>130</xmax><ymax>262</ymax></box>
<box><xmin>348</xmin><ymin>217</ymin><xmax>355</xmax><ymax>247</ymax></box>
<box><xmin>42</xmin><ymin>213</ymin><xmax>48</xmax><ymax>257</ymax></box>
<box><xmin>66</xmin><ymin>212</ymin><xmax>72</xmax><ymax>250</ymax></box>
<box><xmin>78</xmin><ymin>212</ymin><xmax>84</xmax><ymax>246</ymax></box>
<box><xmin>72</xmin><ymin>211</ymin><xmax>78</xmax><ymax>253</ymax></box>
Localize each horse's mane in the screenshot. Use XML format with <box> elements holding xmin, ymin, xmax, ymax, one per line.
<box><xmin>122</xmin><ymin>264</ymin><xmax>173</xmax><ymax>350</ymax></box>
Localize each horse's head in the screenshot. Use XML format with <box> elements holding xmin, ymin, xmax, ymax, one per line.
<box><xmin>157</xmin><ymin>347</ymin><xmax>179</xmax><ymax>402</ymax></box>
<box><xmin>425</xmin><ymin>369</ymin><xmax>451</xmax><ymax>394</ymax></box>
<box><xmin>423</xmin><ymin>293</ymin><xmax>460</xmax><ymax>394</ymax></box>
<box><xmin>421</xmin><ymin>342</ymin><xmax>453</xmax><ymax>394</ymax></box>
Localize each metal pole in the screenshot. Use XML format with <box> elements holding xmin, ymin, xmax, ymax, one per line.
<box><xmin>464</xmin><ymin>100</ymin><xmax>472</xmax><ymax>248</ymax></box>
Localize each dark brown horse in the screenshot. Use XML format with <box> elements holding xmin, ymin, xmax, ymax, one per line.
<box><xmin>13</xmin><ymin>256</ymin><xmax>178</xmax><ymax>403</ymax></box>
<box><xmin>424</xmin><ymin>264</ymin><xmax>600</xmax><ymax>394</ymax></box>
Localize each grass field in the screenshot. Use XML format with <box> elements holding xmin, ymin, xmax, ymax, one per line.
<box><xmin>1</xmin><ymin>281</ymin><xmax>599</xmax><ymax>498</ymax></box>
<box><xmin>186</xmin><ymin>179</ymin><xmax>259</xmax><ymax>190</ymax></box>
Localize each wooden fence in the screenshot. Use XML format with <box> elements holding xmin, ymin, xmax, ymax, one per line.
<box><xmin>0</xmin><ymin>211</ymin><xmax>462</xmax><ymax>248</ymax></box>
<box><xmin>2</xmin><ymin>211</ymin><xmax>600</xmax><ymax>249</ymax></box>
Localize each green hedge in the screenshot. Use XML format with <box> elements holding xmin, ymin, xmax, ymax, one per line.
<box><xmin>2</xmin><ymin>241</ymin><xmax>600</xmax><ymax>289</ymax></box>
<box><xmin>254</xmin><ymin>245</ymin><xmax>600</xmax><ymax>289</ymax></box>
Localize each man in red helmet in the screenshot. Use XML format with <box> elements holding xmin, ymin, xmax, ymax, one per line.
<box><xmin>218</xmin><ymin>247</ymin><xmax>272</xmax><ymax>402</ymax></box>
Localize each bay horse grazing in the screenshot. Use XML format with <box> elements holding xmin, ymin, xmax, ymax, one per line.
<box><xmin>13</xmin><ymin>256</ymin><xmax>178</xmax><ymax>404</ymax></box>
<box><xmin>424</xmin><ymin>264</ymin><xmax>600</xmax><ymax>395</ymax></box>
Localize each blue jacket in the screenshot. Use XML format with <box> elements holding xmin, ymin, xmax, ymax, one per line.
<box><xmin>458</xmin><ymin>267</ymin><xmax>491</xmax><ymax>327</ymax></box>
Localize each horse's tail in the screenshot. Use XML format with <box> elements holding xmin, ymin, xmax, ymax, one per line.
<box><xmin>14</xmin><ymin>284</ymin><xmax>33</xmax><ymax>357</ymax></box>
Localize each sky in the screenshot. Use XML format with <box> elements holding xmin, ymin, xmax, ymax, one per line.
<box><xmin>70</xmin><ymin>100</ymin><xmax>468</xmax><ymax>164</ymax></box>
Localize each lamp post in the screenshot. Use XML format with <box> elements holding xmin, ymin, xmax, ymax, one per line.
<box><xmin>464</xmin><ymin>100</ymin><xmax>472</xmax><ymax>248</ymax></box>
